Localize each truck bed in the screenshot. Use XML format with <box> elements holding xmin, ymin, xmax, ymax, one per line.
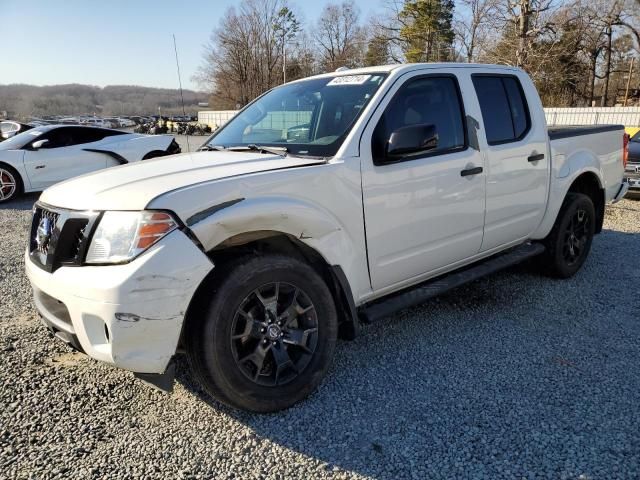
<box><xmin>548</xmin><ymin>124</ymin><xmax>624</xmax><ymax>140</ymax></box>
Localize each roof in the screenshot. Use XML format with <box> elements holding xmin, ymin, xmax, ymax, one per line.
<box><xmin>291</xmin><ymin>63</ymin><xmax>523</xmax><ymax>84</ymax></box>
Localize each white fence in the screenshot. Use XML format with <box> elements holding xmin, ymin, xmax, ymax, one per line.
<box><xmin>198</xmin><ymin>110</ymin><xmax>237</xmax><ymax>129</ymax></box>
<box><xmin>199</xmin><ymin>107</ymin><xmax>640</xmax><ymax>130</ymax></box>
<box><xmin>544</xmin><ymin>107</ymin><xmax>640</xmax><ymax>127</ymax></box>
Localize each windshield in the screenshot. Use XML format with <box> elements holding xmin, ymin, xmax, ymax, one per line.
<box><xmin>0</xmin><ymin>127</ymin><xmax>46</xmax><ymax>150</ymax></box>
<box><xmin>204</xmin><ymin>73</ymin><xmax>387</xmax><ymax>157</ymax></box>
<box><xmin>631</xmin><ymin>131</ymin><xmax>640</xmax><ymax>142</ymax></box>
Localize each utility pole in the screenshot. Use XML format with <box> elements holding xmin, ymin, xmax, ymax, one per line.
<box><xmin>283</xmin><ymin>42</ymin><xmax>287</xmax><ymax>84</ymax></box>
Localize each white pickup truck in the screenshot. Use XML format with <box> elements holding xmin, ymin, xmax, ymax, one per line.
<box><xmin>25</xmin><ymin>64</ymin><xmax>629</xmax><ymax>412</ymax></box>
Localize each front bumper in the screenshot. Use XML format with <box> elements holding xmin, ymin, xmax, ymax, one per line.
<box><xmin>26</xmin><ymin>230</ymin><xmax>213</xmax><ymax>374</ymax></box>
<box><xmin>625</xmin><ymin>164</ymin><xmax>640</xmax><ymax>191</ymax></box>
<box><xmin>625</xmin><ymin>176</ymin><xmax>640</xmax><ymax>191</ymax></box>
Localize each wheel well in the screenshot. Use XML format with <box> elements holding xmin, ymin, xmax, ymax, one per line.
<box><xmin>567</xmin><ymin>172</ymin><xmax>604</xmax><ymax>234</ymax></box>
<box><xmin>0</xmin><ymin>162</ymin><xmax>24</xmax><ymax>192</ymax></box>
<box><xmin>183</xmin><ymin>232</ymin><xmax>358</xmax><ymax>344</ymax></box>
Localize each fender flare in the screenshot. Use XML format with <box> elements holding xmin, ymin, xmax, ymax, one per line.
<box><xmin>186</xmin><ymin>196</ymin><xmax>367</xmax><ymax>326</ymax></box>
<box><xmin>531</xmin><ymin>150</ymin><xmax>603</xmax><ymax>240</ymax></box>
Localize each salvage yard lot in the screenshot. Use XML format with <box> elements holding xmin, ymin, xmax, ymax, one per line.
<box><xmin>1</xmin><ymin>195</ymin><xmax>639</xmax><ymax>479</ymax></box>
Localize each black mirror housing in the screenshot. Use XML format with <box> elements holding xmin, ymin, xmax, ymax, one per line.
<box><xmin>386</xmin><ymin>124</ymin><xmax>438</xmax><ymax>159</ymax></box>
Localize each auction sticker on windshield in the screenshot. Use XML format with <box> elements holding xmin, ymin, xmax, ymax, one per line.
<box><xmin>327</xmin><ymin>75</ymin><xmax>371</xmax><ymax>86</ymax></box>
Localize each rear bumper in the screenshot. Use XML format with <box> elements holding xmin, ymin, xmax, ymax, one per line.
<box><xmin>26</xmin><ymin>230</ymin><xmax>213</xmax><ymax>374</ymax></box>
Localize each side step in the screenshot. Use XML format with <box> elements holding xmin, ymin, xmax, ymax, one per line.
<box><xmin>360</xmin><ymin>242</ymin><xmax>545</xmax><ymax>323</ymax></box>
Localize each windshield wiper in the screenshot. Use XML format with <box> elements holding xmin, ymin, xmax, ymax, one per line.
<box><xmin>198</xmin><ymin>144</ymin><xmax>226</xmax><ymax>152</ymax></box>
<box><xmin>199</xmin><ymin>144</ymin><xmax>288</xmax><ymax>157</ymax></box>
<box><xmin>231</xmin><ymin>144</ymin><xmax>288</xmax><ymax>157</ymax></box>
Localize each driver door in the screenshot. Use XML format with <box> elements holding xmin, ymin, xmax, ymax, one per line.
<box><xmin>23</xmin><ymin>127</ymin><xmax>108</xmax><ymax>189</ymax></box>
<box><xmin>360</xmin><ymin>71</ymin><xmax>486</xmax><ymax>292</ymax></box>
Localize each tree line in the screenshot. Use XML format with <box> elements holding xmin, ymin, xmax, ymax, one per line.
<box><xmin>0</xmin><ymin>84</ymin><xmax>208</xmax><ymax>119</ymax></box>
<box><xmin>196</xmin><ymin>0</ymin><xmax>640</xmax><ymax>109</ymax></box>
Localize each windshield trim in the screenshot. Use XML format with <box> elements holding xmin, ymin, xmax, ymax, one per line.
<box><xmin>201</xmin><ymin>72</ymin><xmax>389</xmax><ymax>159</ymax></box>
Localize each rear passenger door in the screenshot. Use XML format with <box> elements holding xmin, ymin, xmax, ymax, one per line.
<box><xmin>471</xmin><ymin>73</ymin><xmax>549</xmax><ymax>252</ymax></box>
<box><xmin>361</xmin><ymin>72</ymin><xmax>486</xmax><ymax>291</ymax></box>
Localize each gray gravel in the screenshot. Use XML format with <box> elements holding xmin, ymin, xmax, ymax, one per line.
<box><xmin>1</xmin><ymin>194</ymin><xmax>640</xmax><ymax>480</ymax></box>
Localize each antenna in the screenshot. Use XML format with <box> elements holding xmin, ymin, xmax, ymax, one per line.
<box><xmin>173</xmin><ymin>34</ymin><xmax>190</xmax><ymax>153</ymax></box>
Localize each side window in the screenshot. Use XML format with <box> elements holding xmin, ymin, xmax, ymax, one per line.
<box><xmin>472</xmin><ymin>75</ymin><xmax>530</xmax><ymax>145</ymax></box>
<box><xmin>37</xmin><ymin>128</ymin><xmax>75</xmax><ymax>149</ymax></box>
<box><xmin>372</xmin><ymin>76</ymin><xmax>466</xmax><ymax>164</ymax></box>
<box><xmin>34</xmin><ymin>127</ymin><xmax>114</xmax><ymax>149</ymax></box>
<box><xmin>69</xmin><ymin>128</ymin><xmax>110</xmax><ymax>145</ymax></box>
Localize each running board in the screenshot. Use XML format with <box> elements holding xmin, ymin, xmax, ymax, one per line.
<box><xmin>360</xmin><ymin>242</ymin><xmax>545</xmax><ymax>323</ymax></box>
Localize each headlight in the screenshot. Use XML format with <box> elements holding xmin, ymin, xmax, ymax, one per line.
<box><xmin>85</xmin><ymin>211</ymin><xmax>178</xmax><ymax>264</ymax></box>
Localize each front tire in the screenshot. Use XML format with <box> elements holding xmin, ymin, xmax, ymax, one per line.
<box><xmin>540</xmin><ymin>192</ymin><xmax>595</xmax><ymax>278</ymax></box>
<box><xmin>0</xmin><ymin>164</ymin><xmax>22</xmax><ymax>203</ymax></box>
<box><xmin>186</xmin><ymin>254</ymin><xmax>338</xmax><ymax>412</ymax></box>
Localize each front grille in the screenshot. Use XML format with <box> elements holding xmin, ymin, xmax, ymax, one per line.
<box><xmin>29</xmin><ymin>204</ymin><xmax>100</xmax><ymax>272</ymax></box>
<box><xmin>32</xmin><ymin>208</ymin><xmax>60</xmax><ymax>255</ymax></box>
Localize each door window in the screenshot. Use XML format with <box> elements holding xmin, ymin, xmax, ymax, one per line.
<box><xmin>471</xmin><ymin>75</ymin><xmax>531</xmax><ymax>145</ymax></box>
<box><xmin>36</xmin><ymin>128</ymin><xmax>76</xmax><ymax>149</ymax></box>
<box><xmin>372</xmin><ymin>76</ymin><xmax>466</xmax><ymax>164</ymax></box>
<box><xmin>34</xmin><ymin>127</ymin><xmax>123</xmax><ymax>149</ymax></box>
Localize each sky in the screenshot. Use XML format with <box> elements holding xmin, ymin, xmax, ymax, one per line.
<box><xmin>0</xmin><ymin>0</ymin><xmax>377</xmax><ymax>91</ymax></box>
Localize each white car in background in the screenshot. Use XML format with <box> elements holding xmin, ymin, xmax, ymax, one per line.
<box><xmin>0</xmin><ymin>125</ymin><xmax>180</xmax><ymax>202</ymax></box>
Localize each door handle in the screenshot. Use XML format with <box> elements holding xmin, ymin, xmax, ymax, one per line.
<box><xmin>460</xmin><ymin>166</ymin><xmax>483</xmax><ymax>177</ymax></box>
<box><xmin>35</xmin><ymin>165</ymin><xmax>45</xmax><ymax>169</ymax></box>
<box><xmin>528</xmin><ymin>153</ymin><xmax>544</xmax><ymax>162</ymax></box>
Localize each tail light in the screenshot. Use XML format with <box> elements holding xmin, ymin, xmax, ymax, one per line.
<box><xmin>623</xmin><ymin>133</ymin><xmax>629</xmax><ymax>168</ymax></box>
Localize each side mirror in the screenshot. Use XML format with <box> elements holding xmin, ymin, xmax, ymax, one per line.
<box><xmin>31</xmin><ymin>139</ymin><xmax>49</xmax><ymax>150</ymax></box>
<box><xmin>386</xmin><ymin>124</ymin><xmax>438</xmax><ymax>159</ymax></box>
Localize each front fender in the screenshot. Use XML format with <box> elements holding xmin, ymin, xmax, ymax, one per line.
<box><xmin>531</xmin><ymin>149</ymin><xmax>603</xmax><ymax>240</ymax></box>
<box><xmin>187</xmin><ymin>196</ymin><xmax>367</xmax><ymax>301</ymax></box>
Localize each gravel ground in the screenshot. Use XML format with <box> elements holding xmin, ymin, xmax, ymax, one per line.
<box><xmin>1</xmin><ymin>194</ymin><xmax>639</xmax><ymax>480</ymax></box>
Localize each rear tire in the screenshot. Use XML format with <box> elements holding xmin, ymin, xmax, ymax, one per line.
<box><xmin>186</xmin><ymin>254</ymin><xmax>338</xmax><ymax>412</ymax></box>
<box><xmin>540</xmin><ymin>192</ymin><xmax>595</xmax><ymax>278</ymax></box>
<box><xmin>0</xmin><ymin>164</ymin><xmax>23</xmax><ymax>203</ymax></box>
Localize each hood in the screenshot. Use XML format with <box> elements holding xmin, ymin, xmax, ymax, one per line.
<box><xmin>40</xmin><ymin>151</ymin><xmax>326</xmax><ymax>211</ymax></box>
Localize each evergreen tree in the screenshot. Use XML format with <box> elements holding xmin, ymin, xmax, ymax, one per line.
<box><xmin>364</xmin><ymin>35</ymin><xmax>391</xmax><ymax>66</ymax></box>
<box><xmin>399</xmin><ymin>0</ymin><xmax>455</xmax><ymax>62</ymax></box>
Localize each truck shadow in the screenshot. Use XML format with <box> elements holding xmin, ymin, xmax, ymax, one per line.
<box><xmin>174</xmin><ymin>227</ymin><xmax>640</xmax><ymax>478</ymax></box>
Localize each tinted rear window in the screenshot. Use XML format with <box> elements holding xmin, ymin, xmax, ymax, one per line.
<box><xmin>472</xmin><ymin>75</ymin><xmax>530</xmax><ymax>145</ymax></box>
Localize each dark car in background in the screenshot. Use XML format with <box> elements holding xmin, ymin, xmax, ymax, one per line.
<box><xmin>625</xmin><ymin>131</ymin><xmax>640</xmax><ymax>197</ymax></box>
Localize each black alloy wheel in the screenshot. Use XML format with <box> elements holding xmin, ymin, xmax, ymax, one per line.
<box><xmin>230</xmin><ymin>282</ymin><xmax>319</xmax><ymax>387</ymax></box>
<box><xmin>562</xmin><ymin>208</ymin><xmax>590</xmax><ymax>266</ymax></box>
<box><xmin>541</xmin><ymin>192</ymin><xmax>595</xmax><ymax>278</ymax></box>
<box><xmin>186</xmin><ymin>253</ymin><xmax>338</xmax><ymax>412</ymax></box>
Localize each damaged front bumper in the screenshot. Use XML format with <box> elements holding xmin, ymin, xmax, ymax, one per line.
<box><xmin>26</xmin><ymin>229</ymin><xmax>213</xmax><ymax>380</ymax></box>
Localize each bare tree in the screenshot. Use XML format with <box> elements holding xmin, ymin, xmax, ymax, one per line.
<box><xmin>195</xmin><ymin>0</ymin><xmax>292</xmax><ymax>109</ymax></box>
<box><xmin>454</xmin><ymin>0</ymin><xmax>499</xmax><ymax>62</ymax></box>
<box><xmin>314</xmin><ymin>0</ymin><xmax>366</xmax><ymax>71</ymax></box>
